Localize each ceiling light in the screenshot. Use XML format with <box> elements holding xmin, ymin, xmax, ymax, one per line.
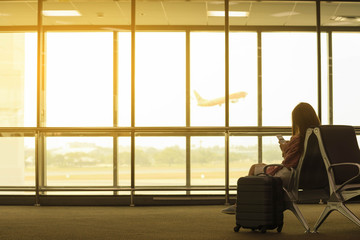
<box><xmin>208</xmin><ymin>11</ymin><xmax>249</xmax><ymax>17</ymax></box>
<box><xmin>43</xmin><ymin>10</ymin><xmax>81</xmax><ymax>17</ymax></box>
<box><xmin>272</xmin><ymin>12</ymin><xmax>300</xmax><ymax>17</ymax></box>
<box><xmin>331</xmin><ymin>16</ymin><xmax>360</xmax><ymax>22</ymax></box>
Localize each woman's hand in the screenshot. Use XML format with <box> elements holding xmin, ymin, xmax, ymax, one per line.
<box><xmin>279</xmin><ymin>140</ymin><xmax>289</xmax><ymax>152</ymax></box>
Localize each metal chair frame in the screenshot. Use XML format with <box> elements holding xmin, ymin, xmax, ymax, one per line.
<box><xmin>312</xmin><ymin>125</ymin><xmax>360</xmax><ymax>232</ymax></box>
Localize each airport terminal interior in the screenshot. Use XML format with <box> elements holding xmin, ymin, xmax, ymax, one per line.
<box><xmin>2</xmin><ymin>0</ymin><xmax>360</xmax><ymax>238</ymax></box>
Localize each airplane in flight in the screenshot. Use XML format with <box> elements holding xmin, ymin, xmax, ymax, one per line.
<box><xmin>193</xmin><ymin>90</ymin><xmax>247</xmax><ymax>107</ymax></box>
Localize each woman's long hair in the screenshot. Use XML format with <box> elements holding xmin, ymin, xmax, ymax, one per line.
<box><xmin>291</xmin><ymin>102</ymin><xmax>321</xmax><ymax>144</ymax></box>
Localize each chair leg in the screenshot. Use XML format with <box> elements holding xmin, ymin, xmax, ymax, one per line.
<box><xmin>286</xmin><ymin>201</ymin><xmax>310</xmax><ymax>233</ymax></box>
<box><xmin>313</xmin><ymin>204</ymin><xmax>333</xmax><ymax>233</ymax></box>
<box><xmin>314</xmin><ymin>202</ymin><xmax>360</xmax><ymax>232</ymax></box>
<box><xmin>337</xmin><ymin>203</ymin><xmax>360</xmax><ymax>228</ymax></box>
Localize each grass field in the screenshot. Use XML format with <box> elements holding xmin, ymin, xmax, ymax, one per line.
<box><xmin>22</xmin><ymin>163</ymin><xmax>253</xmax><ymax>187</ymax></box>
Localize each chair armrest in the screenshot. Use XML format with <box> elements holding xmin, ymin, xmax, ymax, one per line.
<box><xmin>329</xmin><ymin>163</ymin><xmax>360</xmax><ymax>192</ymax></box>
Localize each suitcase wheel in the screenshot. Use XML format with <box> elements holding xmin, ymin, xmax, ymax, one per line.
<box><xmin>234</xmin><ymin>225</ymin><xmax>241</xmax><ymax>232</ymax></box>
<box><xmin>260</xmin><ymin>226</ymin><xmax>267</xmax><ymax>234</ymax></box>
<box><xmin>277</xmin><ymin>224</ymin><xmax>283</xmax><ymax>233</ymax></box>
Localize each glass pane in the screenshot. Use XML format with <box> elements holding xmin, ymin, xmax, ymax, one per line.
<box><xmin>46</xmin><ymin>137</ymin><xmax>113</xmax><ymax>186</ymax></box>
<box><xmin>43</xmin><ymin>0</ymin><xmax>130</xmax><ymax>26</ymax></box>
<box><xmin>0</xmin><ymin>137</ymin><xmax>35</xmax><ymax>187</ymax></box>
<box><xmin>191</xmin><ymin>137</ymin><xmax>225</xmax><ymax>186</ymax></box>
<box><xmin>0</xmin><ymin>33</ymin><xmax>37</xmax><ymax>127</ymax></box>
<box><xmin>0</xmin><ymin>1</ymin><xmax>37</xmax><ymax>26</ymax></box>
<box><xmin>118</xmin><ymin>137</ymin><xmax>131</xmax><ymax>187</ymax></box>
<box><xmin>135</xmin><ymin>137</ymin><xmax>186</xmax><ymax>187</ymax></box>
<box><xmin>263</xmin><ymin>136</ymin><xmax>286</xmax><ymax>165</ymax></box>
<box><xmin>262</xmin><ymin>32</ymin><xmax>318</xmax><ymax>126</ymax></box>
<box><xmin>321</xmin><ymin>33</ymin><xmax>329</xmax><ymax>124</ymax></box>
<box><xmin>229</xmin><ymin>32</ymin><xmax>257</xmax><ymax>126</ymax></box>
<box><xmin>46</xmin><ymin>32</ymin><xmax>113</xmax><ymax>127</ymax></box>
<box><xmin>118</xmin><ymin>32</ymin><xmax>131</xmax><ymax>127</ymax></box>
<box><xmin>191</xmin><ymin>32</ymin><xmax>225</xmax><ymax>126</ymax></box>
<box><xmin>135</xmin><ymin>32</ymin><xmax>186</xmax><ymax>126</ymax></box>
<box><xmin>333</xmin><ymin>33</ymin><xmax>360</xmax><ymax>125</ymax></box>
<box><xmin>229</xmin><ymin>136</ymin><xmax>258</xmax><ymax>186</ymax></box>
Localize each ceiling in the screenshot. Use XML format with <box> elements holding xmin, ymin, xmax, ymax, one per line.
<box><xmin>1</xmin><ymin>0</ymin><xmax>360</xmax><ymax>27</ymax></box>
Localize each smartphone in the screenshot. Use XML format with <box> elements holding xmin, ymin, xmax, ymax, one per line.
<box><xmin>276</xmin><ymin>135</ymin><xmax>285</xmax><ymax>143</ymax></box>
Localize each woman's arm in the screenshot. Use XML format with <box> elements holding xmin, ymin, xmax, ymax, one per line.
<box><xmin>279</xmin><ymin>140</ymin><xmax>289</xmax><ymax>156</ymax></box>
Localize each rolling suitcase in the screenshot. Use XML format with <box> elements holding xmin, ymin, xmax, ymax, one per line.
<box><xmin>233</xmin><ymin>175</ymin><xmax>285</xmax><ymax>233</ymax></box>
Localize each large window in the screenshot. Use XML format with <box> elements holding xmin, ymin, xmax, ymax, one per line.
<box><xmin>229</xmin><ymin>32</ymin><xmax>258</xmax><ymax>126</ymax></box>
<box><xmin>135</xmin><ymin>137</ymin><xmax>186</xmax><ymax>187</ymax></box>
<box><xmin>263</xmin><ymin>136</ymin><xmax>285</xmax><ymax>165</ymax></box>
<box><xmin>191</xmin><ymin>32</ymin><xmax>225</xmax><ymax>126</ymax></box>
<box><xmin>118</xmin><ymin>137</ymin><xmax>131</xmax><ymax>187</ymax></box>
<box><xmin>0</xmin><ymin>33</ymin><xmax>37</xmax><ymax>127</ymax></box>
<box><xmin>0</xmin><ymin>137</ymin><xmax>35</xmax><ymax>187</ymax></box>
<box><xmin>229</xmin><ymin>137</ymin><xmax>258</xmax><ymax>185</ymax></box>
<box><xmin>333</xmin><ymin>33</ymin><xmax>360</xmax><ymax>125</ymax></box>
<box><xmin>117</xmin><ymin>32</ymin><xmax>132</xmax><ymax>127</ymax></box>
<box><xmin>262</xmin><ymin>32</ymin><xmax>318</xmax><ymax>126</ymax></box>
<box><xmin>0</xmin><ymin>32</ymin><xmax>36</xmax><ymax>192</ymax></box>
<box><xmin>2</xmin><ymin>0</ymin><xmax>360</xmax><ymax>203</ymax></box>
<box><xmin>135</xmin><ymin>32</ymin><xmax>186</xmax><ymax>127</ymax></box>
<box><xmin>46</xmin><ymin>137</ymin><xmax>113</xmax><ymax>186</ymax></box>
<box><xmin>46</xmin><ymin>32</ymin><xmax>113</xmax><ymax>127</ymax></box>
<box><xmin>191</xmin><ymin>137</ymin><xmax>225</xmax><ymax>186</ymax></box>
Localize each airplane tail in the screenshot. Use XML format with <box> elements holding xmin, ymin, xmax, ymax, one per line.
<box><xmin>194</xmin><ymin>90</ymin><xmax>204</xmax><ymax>102</ymax></box>
<box><xmin>193</xmin><ymin>90</ymin><xmax>205</xmax><ymax>103</ymax></box>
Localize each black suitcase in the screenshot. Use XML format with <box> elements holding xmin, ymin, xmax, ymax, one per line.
<box><xmin>234</xmin><ymin>175</ymin><xmax>285</xmax><ymax>233</ymax></box>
